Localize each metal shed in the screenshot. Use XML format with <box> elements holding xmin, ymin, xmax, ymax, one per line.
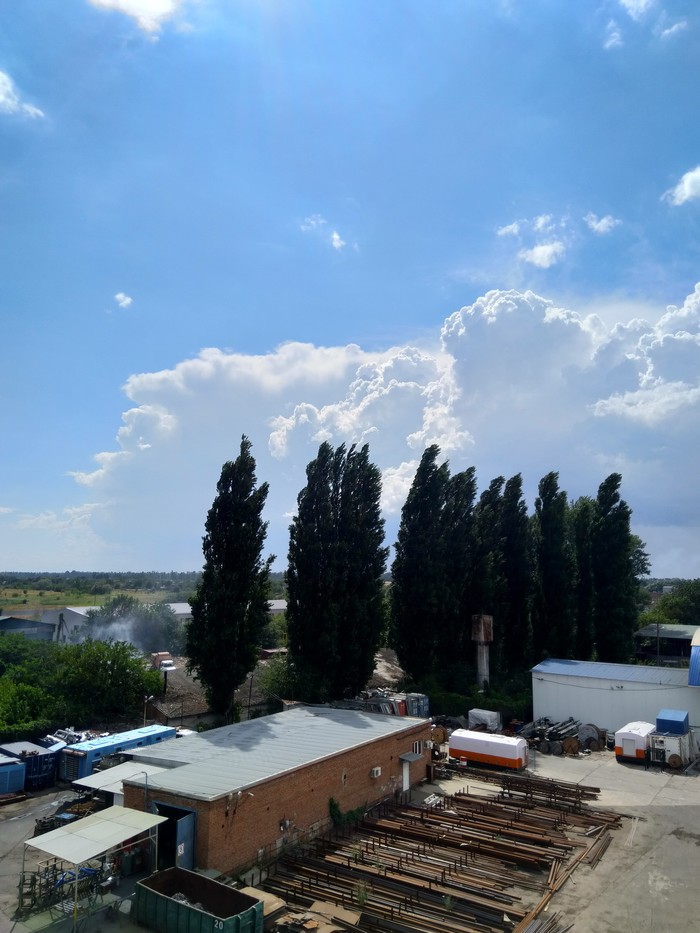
<box><xmin>531</xmin><ymin>659</ymin><xmax>700</xmax><ymax>734</ymax></box>
<box><xmin>21</xmin><ymin>805</ymin><xmax>167</xmax><ymax>929</ymax></box>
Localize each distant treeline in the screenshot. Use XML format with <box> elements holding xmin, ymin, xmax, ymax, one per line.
<box><xmin>0</xmin><ymin>570</ymin><xmax>287</xmax><ymax>600</ymax></box>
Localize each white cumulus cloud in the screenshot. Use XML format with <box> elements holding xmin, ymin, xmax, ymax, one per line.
<box><xmin>0</xmin><ymin>71</ymin><xmax>44</xmax><ymax>119</ymax></box>
<box><xmin>497</xmin><ymin>222</ymin><xmax>520</xmax><ymax>237</ymax></box>
<box><xmin>300</xmin><ymin>213</ymin><xmax>352</xmax><ymax>252</ymax></box>
<box><xmin>659</xmin><ymin>21</ymin><xmax>688</xmax><ymax>40</ymax></box>
<box><xmin>584</xmin><ymin>213</ymin><xmax>621</xmax><ymax>234</ymax></box>
<box><xmin>115</xmin><ymin>292</ymin><xmax>133</xmax><ymax>308</ymax></box>
<box><xmin>300</xmin><ymin>214</ymin><xmax>327</xmax><ymax>232</ymax></box>
<box><xmin>619</xmin><ymin>0</ymin><xmax>655</xmax><ymax>21</ymax></box>
<box><xmin>14</xmin><ymin>283</ymin><xmax>698</xmax><ymax>576</ymax></box>
<box><xmin>518</xmin><ymin>241</ymin><xmax>566</xmax><ymax>268</ymax></box>
<box><xmin>663</xmin><ymin>166</ymin><xmax>700</xmax><ymax>206</ymax></box>
<box><xmin>87</xmin><ymin>0</ymin><xmax>189</xmax><ymax>34</ymax></box>
<box><xmin>604</xmin><ymin>20</ymin><xmax>624</xmax><ymax>48</ymax></box>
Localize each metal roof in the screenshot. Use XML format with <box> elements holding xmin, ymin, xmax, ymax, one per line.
<box><xmin>531</xmin><ymin>658</ymin><xmax>689</xmax><ymax>686</ymax></box>
<box><xmin>25</xmin><ymin>805</ymin><xmax>167</xmax><ymax>864</ymax></box>
<box><xmin>127</xmin><ymin>706</ymin><xmax>428</xmax><ymax>802</ymax></box>
<box><xmin>72</xmin><ymin>762</ymin><xmax>167</xmax><ymax>795</ymax></box>
<box><xmin>689</xmin><ymin>645</ymin><xmax>700</xmax><ymax>686</ymax></box>
<box><xmin>635</xmin><ymin>623</ymin><xmax>699</xmax><ymax>640</ymax></box>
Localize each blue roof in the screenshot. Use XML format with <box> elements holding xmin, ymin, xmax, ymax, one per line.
<box><xmin>68</xmin><ymin>724</ymin><xmax>175</xmax><ymax>753</ymax></box>
<box><xmin>689</xmin><ymin>646</ymin><xmax>700</xmax><ymax>687</ymax></box>
<box><xmin>656</xmin><ymin>709</ymin><xmax>688</xmax><ymax>722</ymax></box>
<box><xmin>531</xmin><ymin>658</ymin><xmax>689</xmax><ymax>686</ymax></box>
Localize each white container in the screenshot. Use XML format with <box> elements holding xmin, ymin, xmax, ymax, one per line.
<box><xmin>614</xmin><ymin>721</ymin><xmax>655</xmax><ymax>762</ymax></box>
<box><xmin>650</xmin><ymin>731</ymin><xmax>697</xmax><ymax>768</ymax></box>
<box><xmin>448</xmin><ymin>729</ymin><xmax>528</xmax><ymax>770</ymax></box>
<box><xmin>467</xmin><ymin>709</ymin><xmax>502</xmax><ymax>732</ymax></box>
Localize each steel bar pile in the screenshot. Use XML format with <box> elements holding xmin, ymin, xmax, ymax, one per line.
<box><xmin>264</xmin><ymin>789</ymin><xmax>619</xmax><ymax>933</ymax></box>
<box><xmin>495</xmin><ymin>772</ymin><xmax>603</xmax><ymax>814</ymax></box>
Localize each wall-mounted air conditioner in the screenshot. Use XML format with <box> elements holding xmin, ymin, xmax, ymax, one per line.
<box><xmin>370</xmin><ymin>766</ymin><xmax>382</xmax><ymax>778</ymax></box>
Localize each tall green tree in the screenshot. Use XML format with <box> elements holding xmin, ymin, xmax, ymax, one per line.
<box><xmin>469</xmin><ymin>477</ymin><xmax>507</xmax><ymax>677</ymax></box>
<box><xmin>570</xmin><ymin>496</ymin><xmax>596</xmax><ymax>660</ymax></box>
<box><xmin>434</xmin><ymin>467</ymin><xmax>478</xmax><ymax>690</ymax></box>
<box><xmin>531</xmin><ymin>472</ymin><xmax>577</xmax><ymax>660</ymax></box>
<box><xmin>592</xmin><ymin>474</ymin><xmax>644</xmax><ymax>662</ymax></box>
<box><xmin>287</xmin><ymin>442</ymin><xmax>387</xmax><ymax>702</ymax></box>
<box><xmin>186</xmin><ymin>437</ymin><xmax>274</xmax><ymax>720</ymax></box>
<box><xmin>391</xmin><ymin>445</ymin><xmax>450</xmax><ymax>683</ymax></box>
<box><xmin>499</xmin><ymin>474</ymin><xmax>533</xmax><ymax>672</ymax></box>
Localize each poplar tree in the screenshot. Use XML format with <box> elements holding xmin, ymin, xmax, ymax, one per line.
<box><xmin>391</xmin><ymin>445</ymin><xmax>450</xmax><ymax>683</ymax></box>
<box><xmin>531</xmin><ymin>472</ymin><xmax>577</xmax><ymax>660</ymax></box>
<box><xmin>499</xmin><ymin>474</ymin><xmax>533</xmax><ymax>672</ymax></box>
<box><xmin>591</xmin><ymin>473</ymin><xmax>639</xmax><ymax>662</ymax></box>
<box><xmin>570</xmin><ymin>496</ymin><xmax>596</xmax><ymax>660</ymax></box>
<box><xmin>435</xmin><ymin>467</ymin><xmax>478</xmax><ymax>690</ymax></box>
<box><xmin>186</xmin><ymin>437</ymin><xmax>274</xmax><ymax>721</ymax></box>
<box><xmin>286</xmin><ymin>442</ymin><xmax>387</xmax><ymax>702</ymax></box>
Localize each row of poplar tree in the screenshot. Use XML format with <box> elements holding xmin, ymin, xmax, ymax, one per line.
<box><xmin>185</xmin><ymin>437</ymin><xmax>648</xmax><ymax>720</ymax></box>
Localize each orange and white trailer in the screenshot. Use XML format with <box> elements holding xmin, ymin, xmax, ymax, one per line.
<box><xmin>448</xmin><ymin>729</ymin><xmax>529</xmax><ymax>770</ymax></box>
<box><xmin>614</xmin><ymin>721</ymin><xmax>655</xmax><ymax>762</ymax></box>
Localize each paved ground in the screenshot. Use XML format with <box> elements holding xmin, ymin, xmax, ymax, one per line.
<box><xmin>422</xmin><ymin>748</ymin><xmax>700</xmax><ymax>933</ymax></box>
<box><xmin>1</xmin><ymin>747</ymin><xmax>698</xmax><ymax>932</ymax></box>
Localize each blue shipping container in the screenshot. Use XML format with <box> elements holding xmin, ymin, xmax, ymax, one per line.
<box><xmin>60</xmin><ymin>725</ymin><xmax>177</xmax><ymax>781</ymax></box>
<box><xmin>655</xmin><ymin>709</ymin><xmax>689</xmax><ymax>735</ymax></box>
<box><xmin>0</xmin><ymin>754</ymin><xmax>26</xmax><ymax>794</ymax></box>
<box><xmin>0</xmin><ymin>742</ymin><xmax>58</xmax><ymax>790</ymax></box>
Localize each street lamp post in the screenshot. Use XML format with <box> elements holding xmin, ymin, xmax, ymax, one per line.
<box><xmin>143</xmin><ymin>695</ymin><xmax>154</xmax><ymax>727</ymax></box>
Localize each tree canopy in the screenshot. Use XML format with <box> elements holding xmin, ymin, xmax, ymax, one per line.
<box><xmin>286</xmin><ymin>442</ymin><xmax>388</xmax><ymax>702</ymax></box>
<box><xmin>185</xmin><ymin>436</ymin><xmax>274</xmax><ymax>721</ymax></box>
<box><xmin>391</xmin><ymin>451</ymin><xmax>648</xmax><ymax>688</ymax></box>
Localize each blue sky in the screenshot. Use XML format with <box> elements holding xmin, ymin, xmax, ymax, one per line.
<box><xmin>1</xmin><ymin>0</ymin><xmax>699</xmax><ymax>575</ymax></box>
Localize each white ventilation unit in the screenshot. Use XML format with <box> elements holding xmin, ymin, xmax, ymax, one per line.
<box><xmin>370</xmin><ymin>766</ymin><xmax>382</xmax><ymax>778</ymax></box>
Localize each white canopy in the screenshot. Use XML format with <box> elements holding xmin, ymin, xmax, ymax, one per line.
<box><xmin>26</xmin><ymin>805</ymin><xmax>167</xmax><ymax>865</ymax></box>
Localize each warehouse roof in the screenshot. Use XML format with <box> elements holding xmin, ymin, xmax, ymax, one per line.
<box><xmin>635</xmin><ymin>623</ymin><xmax>699</xmax><ymax>640</ymax></box>
<box><xmin>531</xmin><ymin>658</ymin><xmax>689</xmax><ymax>686</ymax></box>
<box><xmin>126</xmin><ymin>706</ymin><xmax>428</xmax><ymax>802</ymax></box>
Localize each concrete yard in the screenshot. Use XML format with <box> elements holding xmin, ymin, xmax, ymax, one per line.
<box><xmin>0</xmin><ymin>746</ymin><xmax>698</xmax><ymax>932</ymax></box>
<box><xmin>422</xmin><ymin>747</ymin><xmax>700</xmax><ymax>933</ymax></box>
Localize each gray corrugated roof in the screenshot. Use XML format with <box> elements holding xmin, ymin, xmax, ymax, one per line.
<box><xmin>635</xmin><ymin>623</ymin><xmax>699</xmax><ymax>640</ymax></box>
<box><xmin>127</xmin><ymin>706</ymin><xmax>427</xmax><ymax>802</ymax></box>
<box><xmin>531</xmin><ymin>658</ymin><xmax>688</xmax><ymax>685</ymax></box>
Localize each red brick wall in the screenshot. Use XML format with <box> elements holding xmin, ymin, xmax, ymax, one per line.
<box><xmin>124</xmin><ymin>720</ymin><xmax>430</xmax><ymax>874</ymax></box>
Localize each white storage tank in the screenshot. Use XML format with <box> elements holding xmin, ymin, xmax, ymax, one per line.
<box><xmin>614</xmin><ymin>722</ymin><xmax>655</xmax><ymax>763</ymax></box>
<box><xmin>448</xmin><ymin>729</ymin><xmax>528</xmax><ymax>770</ymax></box>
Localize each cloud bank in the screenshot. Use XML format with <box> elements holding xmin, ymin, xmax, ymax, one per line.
<box><xmin>6</xmin><ymin>285</ymin><xmax>700</xmax><ymax>576</ymax></box>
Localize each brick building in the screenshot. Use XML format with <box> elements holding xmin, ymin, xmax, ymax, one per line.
<box><xmin>122</xmin><ymin>706</ymin><xmax>430</xmax><ymax>875</ymax></box>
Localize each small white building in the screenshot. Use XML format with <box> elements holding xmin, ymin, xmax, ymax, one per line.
<box><xmin>531</xmin><ymin>659</ymin><xmax>700</xmax><ymax>734</ymax></box>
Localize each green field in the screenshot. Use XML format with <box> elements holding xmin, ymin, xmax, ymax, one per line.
<box><xmin>0</xmin><ymin>588</ymin><xmax>189</xmax><ymax>619</ymax></box>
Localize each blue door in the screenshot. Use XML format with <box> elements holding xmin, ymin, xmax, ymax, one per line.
<box><xmin>175</xmin><ymin>811</ymin><xmax>195</xmax><ymax>869</ymax></box>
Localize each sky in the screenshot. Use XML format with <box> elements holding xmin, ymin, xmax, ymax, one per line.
<box><xmin>1</xmin><ymin>0</ymin><xmax>699</xmax><ymax>577</ymax></box>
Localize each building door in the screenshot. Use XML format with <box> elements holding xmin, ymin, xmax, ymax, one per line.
<box><xmin>155</xmin><ymin>802</ymin><xmax>196</xmax><ymax>870</ymax></box>
<box><xmin>175</xmin><ymin>812</ymin><xmax>195</xmax><ymax>869</ymax></box>
<box><xmin>402</xmin><ymin>760</ymin><xmax>410</xmax><ymax>792</ymax></box>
